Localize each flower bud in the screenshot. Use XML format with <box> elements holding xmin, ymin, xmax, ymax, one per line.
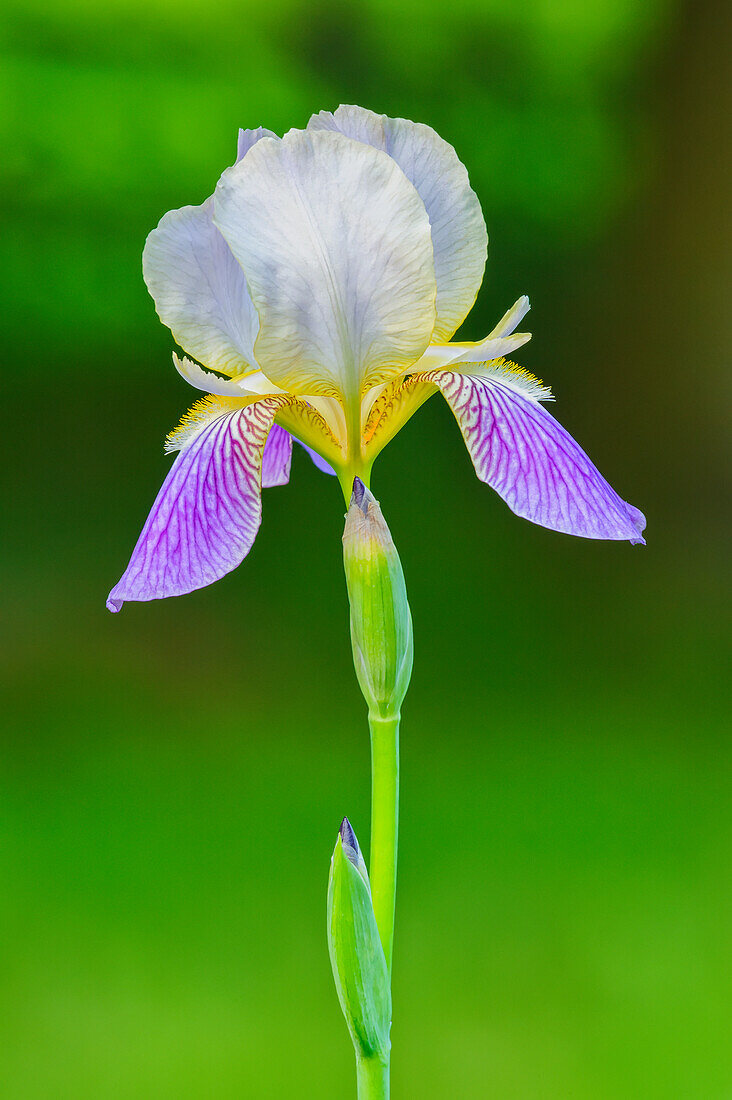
<box><xmin>342</xmin><ymin>479</ymin><xmax>413</xmax><ymax>718</ymax></box>
<box><xmin>327</xmin><ymin>818</ymin><xmax>391</xmax><ymax>1060</ymax></box>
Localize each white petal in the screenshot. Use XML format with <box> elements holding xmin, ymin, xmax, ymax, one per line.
<box><xmin>309</xmin><ymin>105</ymin><xmax>487</xmax><ymax>341</ymax></box>
<box><xmin>309</xmin><ymin>104</ymin><xmax>386</xmax><ymax>149</ymax></box>
<box><xmin>448</xmin><ymin>331</ymin><xmax>532</xmax><ymax>366</ymax></box>
<box><xmin>213</xmin><ymin>129</ymin><xmax>436</xmax><ymax>400</ymax></box>
<box><xmin>448</xmin><ymin>296</ymin><xmax>531</xmax><ymax>363</ymax></box>
<box><xmin>486</xmin><ymin>295</ymin><xmax>531</xmax><ymax>340</ymax></box>
<box><xmin>237</xmin><ymin>126</ymin><xmax>277</xmax><ymax>161</ymax></box>
<box><xmin>408</xmin><ymin>297</ymin><xmax>532</xmax><ymax>372</ymax></box>
<box><xmin>143</xmin><ymin>197</ymin><xmax>259</xmax><ymax>375</ymax></box>
<box><xmin>412</xmin><ymin>333</ymin><xmax>531</xmax><ymax>373</ymax></box>
<box><xmin>173</xmin><ymin>354</ymin><xmax>285</xmax><ymax>397</ymax></box>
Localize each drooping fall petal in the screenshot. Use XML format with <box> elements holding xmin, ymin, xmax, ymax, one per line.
<box><xmin>309</xmin><ymin>105</ymin><xmax>487</xmax><ymax>341</ymax></box>
<box><xmin>107</xmin><ymin>397</ymin><xmax>288</xmax><ymax>611</ymax></box>
<box><xmin>166</xmin><ymin>391</ymin><xmax>335</xmax><ymax>484</ymax></box>
<box><xmin>213</xmin><ymin>128</ymin><xmax>436</xmax><ymax>401</ymax></box>
<box><xmin>261</xmin><ymin>424</ymin><xmax>293</xmax><ymax>487</ymax></box>
<box><xmin>424</xmin><ymin>366</ymin><xmax>646</xmax><ymax>542</ymax></box>
<box><xmin>295</xmin><ymin>439</ymin><xmax>337</xmax><ymax>476</ymax></box>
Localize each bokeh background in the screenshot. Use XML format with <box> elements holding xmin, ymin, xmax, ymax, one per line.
<box><xmin>1</xmin><ymin>0</ymin><xmax>730</xmax><ymax>1095</ymax></box>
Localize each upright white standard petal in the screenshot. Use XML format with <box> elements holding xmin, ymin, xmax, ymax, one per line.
<box><xmin>143</xmin><ymin>197</ymin><xmax>260</xmax><ymax>376</ymax></box>
<box><xmin>213</xmin><ymin>129</ymin><xmax>436</xmax><ymax>403</ymax></box>
<box><xmin>309</xmin><ymin>105</ymin><xmax>488</xmax><ymax>341</ymax></box>
<box><xmin>237</xmin><ymin>126</ymin><xmax>277</xmax><ymax>161</ymax></box>
<box><xmin>308</xmin><ymin>104</ymin><xmax>387</xmax><ymax>149</ymax></box>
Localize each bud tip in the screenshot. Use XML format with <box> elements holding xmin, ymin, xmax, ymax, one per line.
<box><xmin>351</xmin><ymin>477</ymin><xmax>374</xmax><ymax>515</ymax></box>
<box><xmin>339</xmin><ymin>816</ymin><xmax>361</xmax><ymax>866</ymax></box>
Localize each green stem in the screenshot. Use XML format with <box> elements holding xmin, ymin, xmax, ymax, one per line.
<box><xmin>357</xmin><ymin>1054</ymin><xmax>390</xmax><ymax>1099</ymax></box>
<box><xmin>339</xmin><ymin>477</ymin><xmax>408</xmax><ymax>1100</ymax></box>
<box><xmin>368</xmin><ymin>712</ymin><xmax>400</xmax><ymax>973</ymax></box>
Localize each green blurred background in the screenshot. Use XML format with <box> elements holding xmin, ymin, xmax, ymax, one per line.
<box><xmin>1</xmin><ymin>0</ymin><xmax>730</xmax><ymax>1095</ymax></box>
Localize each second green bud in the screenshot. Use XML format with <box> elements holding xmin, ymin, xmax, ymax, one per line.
<box><xmin>343</xmin><ymin>479</ymin><xmax>413</xmax><ymax>719</ymax></box>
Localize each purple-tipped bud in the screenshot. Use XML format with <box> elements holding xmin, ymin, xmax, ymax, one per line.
<box><xmin>339</xmin><ymin>817</ymin><xmax>369</xmax><ymax>886</ymax></box>
<box><xmin>351</xmin><ymin>476</ymin><xmax>372</xmax><ymax>515</ymax></box>
<box><xmin>342</xmin><ymin>483</ymin><xmax>413</xmax><ymax>718</ymax></box>
<box><xmin>328</xmin><ymin>817</ymin><xmax>391</xmax><ymax>1059</ymax></box>
<box><xmin>340</xmin><ymin>816</ymin><xmax>359</xmax><ymax>860</ymax></box>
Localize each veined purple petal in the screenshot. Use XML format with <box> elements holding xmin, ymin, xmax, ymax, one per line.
<box><xmin>261</xmin><ymin>424</ymin><xmax>292</xmax><ymax>487</ymax></box>
<box><xmin>262</xmin><ymin>424</ymin><xmax>336</xmax><ymax>480</ymax></box>
<box><xmin>429</xmin><ymin>371</ymin><xmax>646</xmax><ymax>543</ymax></box>
<box><xmin>107</xmin><ymin>398</ymin><xmax>286</xmax><ymax>612</ymax></box>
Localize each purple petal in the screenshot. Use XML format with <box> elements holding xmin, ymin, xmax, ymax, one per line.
<box><xmin>263</xmin><ymin>424</ymin><xmax>335</xmax><ymax>480</ymax></box>
<box><xmin>261</xmin><ymin>424</ymin><xmax>292</xmax><ymax>487</ymax></box>
<box><xmin>430</xmin><ymin>371</ymin><xmax>646</xmax><ymax>543</ymax></box>
<box><xmin>294</xmin><ymin>437</ymin><xmax>337</xmax><ymax>476</ymax></box>
<box><xmin>107</xmin><ymin>399</ymin><xmax>284</xmax><ymax>612</ymax></box>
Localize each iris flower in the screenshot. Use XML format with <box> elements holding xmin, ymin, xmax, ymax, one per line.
<box><xmin>107</xmin><ymin>104</ymin><xmax>644</xmax><ymax>613</ymax></box>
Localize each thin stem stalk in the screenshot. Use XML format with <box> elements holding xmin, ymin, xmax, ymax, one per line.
<box><xmin>368</xmin><ymin>712</ymin><xmax>400</xmax><ymax>973</ymax></box>
<box><xmin>340</xmin><ymin>477</ymin><xmax>407</xmax><ymax>1100</ymax></box>
<box><xmin>356</xmin><ymin>1054</ymin><xmax>390</xmax><ymax>1099</ymax></box>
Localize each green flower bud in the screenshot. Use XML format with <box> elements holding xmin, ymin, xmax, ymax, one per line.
<box><xmin>342</xmin><ymin>479</ymin><xmax>413</xmax><ymax>718</ymax></box>
<box><xmin>327</xmin><ymin>818</ymin><xmax>392</xmax><ymax>1061</ymax></box>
